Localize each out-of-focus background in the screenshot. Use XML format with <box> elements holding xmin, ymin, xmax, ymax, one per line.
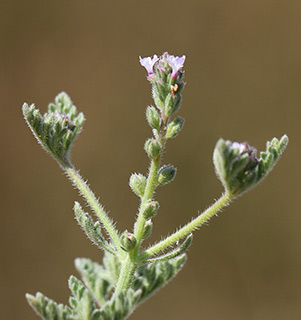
<box><xmin>1</xmin><ymin>1</ymin><xmax>300</xmax><ymax>319</ymax></box>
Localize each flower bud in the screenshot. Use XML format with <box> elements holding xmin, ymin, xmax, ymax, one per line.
<box><xmin>129</xmin><ymin>173</ymin><xmax>147</xmax><ymax>197</ymax></box>
<box><xmin>142</xmin><ymin>220</ymin><xmax>153</xmax><ymax>240</ymax></box>
<box><xmin>157</xmin><ymin>165</ymin><xmax>177</xmax><ymax>186</ymax></box>
<box><xmin>144</xmin><ymin>138</ymin><xmax>161</xmax><ymax>159</ymax></box>
<box><xmin>165</xmin><ymin>94</ymin><xmax>182</xmax><ymax>117</ymax></box>
<box><xmin>142</xmin><ymin>200</ymin><xmax>159</xmax><ymax>219</ymax></box>
<box><xmin>166</xmin><ymin>117</ymin><xmax>184</xmax><ymax>139</ymax></box>
<box><xmin>213</xmin><ymin>139</ymin><xmax>258</xmax><ymax>196</ymax></box>
<box><xmin>146</xmin><ymin>106</ymin><xmax>161</xmax><ymax>130</ymax></box>
<box><xmin>120</xmin><ymin>231</ymin><xmax>137</xmax><ymax>252</ymax></box>
<box><xmin>213</xmin><ymin>135</ymin><xmax>289</xmax><ymax>197</ymax></box>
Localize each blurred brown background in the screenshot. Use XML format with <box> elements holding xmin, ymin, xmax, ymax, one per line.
<box><xmin>1</xmin><ymin>0</ymin><xmax>300</xmax><ymax>319</ymax></box>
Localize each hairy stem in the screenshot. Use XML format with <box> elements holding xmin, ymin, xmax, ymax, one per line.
<box><xmin>134</xmin><ymin>157</ymin><xmax>161</xmax><ymax>250</ymax></box>
<box><xmin>65</xmin><ymin>166</ymin><xmax>121</xmax><ymax>253</ymax></box>
<box><xmin>113</xmin><ymin>157</ymin><xmax>162</xmax><ymax>295</ymax></box>
<box><xmin>114</xmin><ymin>255</ymin><xmax>137</xmax><ymax>294</ymax></box>
<box><xmin>138</xmin><ymin>192</ymin><xmax>232</xmax><ymax>260</ymax></box>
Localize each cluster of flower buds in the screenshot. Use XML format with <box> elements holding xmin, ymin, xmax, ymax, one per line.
<box><xmin>22</xmin><ymin>92</ymin><xmax>85</xmax><ymax>167</ymax></box>
<box><xmin>213</xmin><ymin>135</ymin><xmax>288</xmax><ymax>197</ymax></box>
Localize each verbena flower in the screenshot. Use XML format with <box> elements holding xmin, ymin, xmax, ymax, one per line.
<box><xmin>165</xmin><ymin>54</ymin><xmax>186</xmax><ymax>78</ymax></box>
<box><xmin>139</xmin><ymin>52</ymin><xmax>186</xmax><ymax>115</ymax></box>
<box><xmin>231</xmin><ymin>142</ymin><xmax>258</xmax><ymax>168</ymax></box>
<box><xmin>139</xmin><ymin>54</ymin><xmax>159</xmax><ymax>77</ymax></box>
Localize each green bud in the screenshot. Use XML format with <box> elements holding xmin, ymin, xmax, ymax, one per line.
<box><xmin>129</xmin><ymin>173</ymin><xmax>147</xmax><ymax>197</ymax></box>
<box><xmin>142</xmin><ymin>200</ymin><xmax>160</xmax><ymax>219</ymax></box>
<box><xmin>166</xmin><ymin>117</ymin><xmax>184</xmax><ymax>139</ymax></box>
<box><xmin>120</xmin><ymin>231</ymin><xmax>137</xmax><ymax>252</ymax></box>
<box><xmin>152</xmin><ymin>87</ymin><xmax>164</xmax><ymax>111</ymax></box>
<box><xmin>165</xmin><ymin>94</ymin><xmax>182</xmax><ymax>117</ymax></box>
<box><xmin>164</xmin><ymin>93</ymin><xmax>173</xmax><ymax>116</ymax></box>
<box><xmin>146</xmin><ymin>106</ymin><xmax>161</xmax><ymax>130</ymax></box>
<box><xmin>142</xmin><ymin>220</ymin><xmax>153</xmax><ymax>240</ymax></box>
<box><xmin>144</xmin><ymin>138</ymin><xmax>161</xmax><ymax>159</ymax></box>
<box><xmin>158</xmin><ymin>165</ymin><xmax>177</xmax><ymax>186</ymax></box>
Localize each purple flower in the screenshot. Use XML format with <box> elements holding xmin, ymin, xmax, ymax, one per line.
<box><xmin>139</xmin><ymin>54</ymin><xmax>159</xmax><ymax>77</ymax></box>
<box><xmin>165</xmin><ymin>54</ymin><xmax>186</xmax><ymax>78</ymax></box>
<box><xmin>231</xmin><ymin>142</ymin><xmax>258</xmax><ymax>167</ymax></box>
<box><xmin>231</xmin><ymin>142</ymin><xmax>247</xmax><ymax>154</ymax></box>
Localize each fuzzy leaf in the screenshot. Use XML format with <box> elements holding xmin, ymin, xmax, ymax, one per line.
<box><xmin>97</xmin><ymin>289</ymin><xmax>141</xmax><ymax>320</ymax></box>
<box><xmin>257</xmin><ymin>134</ymin><xmax>289</xmax><ymax>180</ymax></box>
<box><xmin>145</xmin><ymin>234</ymin><xmax>193</xmax><ymax>264</ymax></box>
<box><xmin>26</xmin><ymin>292</ymin><xmax>73</xmax><ymax>320</ymax></box>
<box><xmin>102</xmin><ymin>251</ymin><xmax>121</xmax><ymax>280</ymax></box>
<box><xmin>75</xmin><ymin>257</ymin><xmax>117</xmax><ymax>305</ymax></box>
<box><xmin>132</xmin><ymin>254</ymin><xmax>187</xmax><ymax>304</ymax></box>
<box><xmin>68</xmin><ymin>276</ymin><xmax>96</xmax><ymax>319</ymax></box>
<box><xmin>73</xmin><ymin>202</ymin><xmax>115</xmax><ymax>254</ymax></box>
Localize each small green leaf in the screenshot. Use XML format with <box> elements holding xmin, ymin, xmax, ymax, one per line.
<box><xmin>97</xmin><ymin>289</ymin><xmax>141</xmax><ymax>320</ymax></box>
<box><xmin>26</xmin><ymin>292</ymin><xmax>73</xmax><ymax>320</ymax></box>
<box><xmin>102</xmin><ymin>251</ymin><xmax>121</xmax><ymax>281</ymax></box>
<box><xmin>73</xmin><ymin>202</ymin><xmax>115</xmax><ymax>254</ymax></box>
<box><xmin>75</xmin><ymin>257</ymin><xmax>116</xmax><ymax>305</ymax></box>
<box><xmin>68</xmin><ymin>276</ymin><xmax>95</xmax><ymax>319</ymax></box>
<box><xmin>132</xmin><ymin>254</ymin><xmax>187</xmax><ymax>305</ymax></box>
<box><xmin>145</xmin><ymin>234</ymin><xmax>193</xmax><ymax>264</ymax></box>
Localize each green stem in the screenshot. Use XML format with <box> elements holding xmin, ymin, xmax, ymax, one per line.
<box><xmin>113</xmin><ymin>152</ymin><xmax>163</xmax><ymax>294</ymax></box>
<box><xmin>138</xmin><ymin>192</ymin><xmax>232</xmax><ymax>260</ymax></box>
<box><xmin>133</xmin><ymin>156</ymin><xmax>161</xmax><ymax>253</ymax></box>
<box><xmin>114</xmin><ymin>255</ymin><xmax>136</xmax><ymax>294</ymax></box>
<box><xmin>114</xmin><ymin>113</ymin><xmax>167</xmax><ymax>294</ymax></box>
<box><xmin>65</xmin><ymin>166</ymin><xmax>121</xmax><ymax>253</ymax></box>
